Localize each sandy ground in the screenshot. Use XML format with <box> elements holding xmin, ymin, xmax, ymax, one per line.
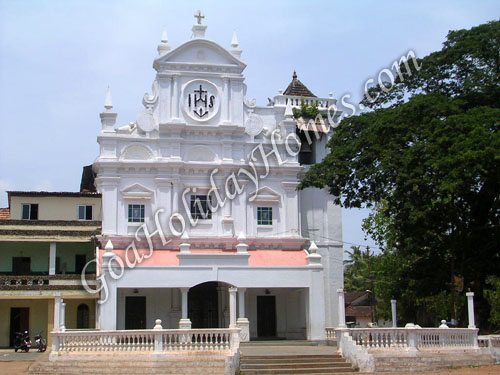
<box><xmin>3</xmin><ymin>362</ymin><xmax>499</xmax><ymax>375</ymax></box>
<box><xmin>0</xmin><ymin>349</ymin><xmax>499</xmax><ymax>375</ymax></box>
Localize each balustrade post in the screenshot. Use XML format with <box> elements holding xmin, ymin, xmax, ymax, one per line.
<box><xmin>407</xmin><ymin>330</ymin><xmax>417</xmax><ymax>351</ymax></box>
<box><xmin>153</xmin><ymin>319</ymin><xmax>163</xmax><ymax>352</ymax></box>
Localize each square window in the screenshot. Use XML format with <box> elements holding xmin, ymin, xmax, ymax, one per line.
<box><xmin>21</xmin><ymin>204</ymin><xmax>38</xmax><ymax>220</ymax></box>
<box><xmin>78</xmin><ymin>205</ymin><xmax>93</xmax><ymax>220</ymax></box>
<box><xmin>190</xmin><ymin>195</ymin><xmax>212</xmax><ymax>220</ymax></box>
<box><xmin>128</xmin><ymin>204</ymin><xmax>145</xmax><ymax>223</ymax></box>
<box><xmin>257</xmin><ymin>207</ymin><xmax>273</xmax><ymax>226</ymax></box>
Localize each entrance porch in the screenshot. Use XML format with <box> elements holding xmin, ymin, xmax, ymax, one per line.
<box><xmin>115</xmin><ymin>284</ymin><xmax>307</xmax><ymax>340</ymax></box>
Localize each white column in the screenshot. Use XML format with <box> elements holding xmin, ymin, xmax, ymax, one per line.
<box><xmin>337</xmin><ymin>289</ymin><xmax>346</xmax><ymax>328</ymax></box>
<box><xmin>391</xmin><ymin>299</ymin><xmax>397</xmax><ymax>327</ymax></box>
<box><xmin>179</xmin><ymin>287</ymin><xmax>191</xmax><ymax>329</ymax></box>
<box><xmin>466</xmin><ymin>292</ymin><xmax>476</xmax><ymax>328</ymax></box>
<box><xmin>60</xmin><ymin>301</ymin><xmax>66</xmax><ymax>331</ymax></box>
<box><xmin>236</xmin><ymin>288</ymin><xmax>249</xmax><ymax>342</ymax></box>
<box><xmin>238</xmin><ymin>288</ymin><xmax>246</xmax><ymax>318</ymax></box>
<box><xmin>49</xmin><ymin>242</ymin><xmax>56</xmax><ymax>275</ymax></box>
<box><xmin>53</xmin><ymin>293</ymin><xmax>62</xmax><ymax>332</ymax></box>
<box><xmin>228</xmin><ymin>287</ymin><xmax>237</xmax><ymax>328</ymax></box>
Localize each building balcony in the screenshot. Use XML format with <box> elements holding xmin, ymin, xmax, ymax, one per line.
<box><xmin>0</xmin><ymin>274</ymin><xmax>96</xmax><ymax>291</ymax></box>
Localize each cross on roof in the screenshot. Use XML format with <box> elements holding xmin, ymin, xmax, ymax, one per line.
<box><xmin>194</xmin><ymin>10</ymin><xmax>204</xmax><ymax>25</ymax></box>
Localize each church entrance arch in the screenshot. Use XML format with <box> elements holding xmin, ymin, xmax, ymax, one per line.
<box><xmin>188</xmin><ymin>281</ymin><xmax>232</xmax><ymax>328</ymax></box>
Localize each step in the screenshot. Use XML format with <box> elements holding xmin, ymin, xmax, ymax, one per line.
<box><xmin>241</xmin><ymin>358</ymin><xmax>346</xmax><ymax>365</ymax></box>
<box><xmin>241</xmin><ymin>354</ymin><xmax>342</xmax><ymax>360</ymax></box>
<box><xmin>239</xmin><ymin>369</ymin><xmax>355</xmax><ymax>375</ymax></box>
<box><xmin>241</xmin><ymin>341</ymin><xmax>320</xmax><ymax>347</ymax></box>
<box><xmin>241</xmin><ymin>362</ymin><xmax>352</xmax><ymax>369</ymax></box>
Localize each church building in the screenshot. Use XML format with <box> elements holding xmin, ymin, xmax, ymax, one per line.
<box><xmin>93</xmin><ymin>13</ymin><xmax>343</xmax><ymax>341</ymax></box>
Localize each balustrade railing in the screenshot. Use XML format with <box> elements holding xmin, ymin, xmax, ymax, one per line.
<box><xmin>330</xmin><ymin>327</ymin><xmax>478</xmax><ymax>351</ymax></box>
<box><xmin>52</xmin><ymin>327</ymin><xmax>240</xmax><ymax>354</ymax></box>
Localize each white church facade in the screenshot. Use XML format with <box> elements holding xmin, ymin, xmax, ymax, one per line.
<box><xmin>93</xmin><ymin>14</ymin><xmax>343</xmax><ymax>342</ymax></box>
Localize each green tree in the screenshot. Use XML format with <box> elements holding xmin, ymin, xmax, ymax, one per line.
<box><xmin>300</xmin><ymin>21</ymin><xmax>500</xmax><ymax>329</ymax></box>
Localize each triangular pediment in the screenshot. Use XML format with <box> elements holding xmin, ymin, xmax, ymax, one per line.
<box><xmin>154</xmin><ymin>39</ymin><xmax>246</xmax><ymax>72</ymax></box>
<box><xmin>120</xmin><ymin>183</ymin><xmax>154</xmax><ymax>200</ymax></box>
<box><xmin>249</xmin><ymin>186</ymin><xmax>281</xmax><ymax>203</ymax></box>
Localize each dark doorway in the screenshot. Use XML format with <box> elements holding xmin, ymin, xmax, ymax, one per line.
<box><xmin>257</xmin><ymin>295</ymin><xmax>277</xmax><ymax>337</ymax></box>
<box><xmin>188</xmin><ymin>282</ymin><xmax>219</xmax><ymax>328</ymax></box>
<box><xmin>125</xmin><ymin>296</ymin><xmax>146</xmax><ymax>329</ymax></box>
<box><xmin>12</xmin><ymin>257</ymin><xmax>31</xmax><ymax>275</ymax></box>
<box><xmin>10</xmin><ymin>308</ymin><xmax>29</xmax><ymax>347</ymax></box>
<box><xmin>77</xmin><ymin>304</ymin><xmax>90</xmax><ymax>329</ymax></box>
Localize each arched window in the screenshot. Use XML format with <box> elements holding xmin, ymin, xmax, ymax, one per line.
<box><xmin>77</xmin><ymin>304</ymin><xmax>89</xmax><ymax>329</ymax></box>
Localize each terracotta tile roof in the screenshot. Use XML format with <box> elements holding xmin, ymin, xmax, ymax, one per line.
<box><xmin>0</xmin><ymin>208</ymin><xmax>10</xmax><ymax>220</ymax></box>
<box><xmin>283</xmin><ymin>71</ymin><xmax>316</xmax><ymax>98</ymax></box>
<box><xmin>346</xmin><ymin>305</ymin><xmax>372</xmax><ymax>318</ymax></box>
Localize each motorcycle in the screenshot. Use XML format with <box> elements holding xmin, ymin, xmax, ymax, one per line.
<box><xmin>32</xmin><ymin>332</ymin><xmax>47</xmax><ymax>352</ymax></box>
<box><xmin>14</xmin><ymin>331</ymin><xmax>31</xmax><ymax>352</ymax></box>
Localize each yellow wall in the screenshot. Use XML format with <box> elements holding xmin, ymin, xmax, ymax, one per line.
<box><xmin>0</xmin><ymin>299</ymin><xmax>48</xmax><ymax>348</ymax></box>
<box><xmin>65</xmin><ymin>299</ymin><xmax>96</xmax><ymax>329</ymax></box>
<box><xmin>0</xmin><ymin>298</ymin><xmax>96</xmax><ymax>348</ymax></box>
<box><xmin>10</xmin><ymin>196</ymin><xmax>101</xmax><ymax>221</ymax></box>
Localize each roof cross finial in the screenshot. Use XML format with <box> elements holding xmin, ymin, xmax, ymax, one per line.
<box><xmin>194</xmin><ymin>10</ymin><xmax>204</xmax><ymax>25</ymax></box>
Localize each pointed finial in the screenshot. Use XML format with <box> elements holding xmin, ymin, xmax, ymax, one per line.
<box><xmin>194</xmin><ymin>10</ymin><xmax>204</xmax><ymax>25</ymax></box>
<box><xmin>158</xmin><ymin>26</ymin><xmax>171</xmax><ymax>56</ymax></box>
<box><xmin>105</xmin><ymin>240</ymin><xmax>114</xmax><ymax>251</ymax></box>
<box><xmin>231</xmin><ymin>31</ymin><xmax>239</xmax><ymax>48</ymax></box>
<box><xmin>104</xmin><ymin>86</ymin><xmax>113</xmax><ymax>110</ymax></box>
<box><xmin>293</xmin><ymin>71</ymin><xmax>297</xmax><ymax>80</ymax></box>
<box><xmin>161</xmin><ymin>26</ymin><xmax>168</xmax><ymax>43</ymax></box>
<box><xmin>181</xmin><ymin>231</ymin><xmax>189</xmax><ymax>240</ymax></box>
<box><xmin>309</xmin><ymin>241</ymin><xmax>318</xmax><ymax>254</ymax></box>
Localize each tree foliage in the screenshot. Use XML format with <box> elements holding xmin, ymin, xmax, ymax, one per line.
<box><xmin>300</xmin><ymin>21</ymin><xmax>500</xmax><ymax>329</ymax></box>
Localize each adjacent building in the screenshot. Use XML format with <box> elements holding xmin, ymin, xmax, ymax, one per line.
<box><xmin>0</xmin><ymin>191</ymin><xmax>101</xmax><ymax>347</ymax></box>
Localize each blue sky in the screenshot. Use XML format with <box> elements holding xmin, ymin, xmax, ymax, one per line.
<box><xmin>1</xmin><ymin>0</ymin><xmax>498</xmax><ymax>253</ymax></box>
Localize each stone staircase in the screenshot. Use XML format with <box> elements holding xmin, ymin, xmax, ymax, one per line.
<box><xmin>239</xmin><ymin>341</ymin><xmax>355</xmax><ymax>375</ymax></box>
<box><xmin>29</xmin><ymin>354</ymin><xmax>227</xmax><ymax>375</ymax></box>
<box><xmin>372</xmin><ymin>350</ymin><xmax>496</xmax><ymax>372</ymax></box>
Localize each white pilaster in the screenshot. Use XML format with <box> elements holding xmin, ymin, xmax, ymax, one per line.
<box><xmin>171</xmin><ymin>74</ymin><xmax>180</xmax><ymax>121</ymax></box>
<box><xmin>99</xmin><ymin>240</ymin><xmax>118</xmax><ymax>330</ymax></box>
<box><xmin>337</xmin><ymin>288</ymin><xmax>346</xmax><ymax>328</ymax></box>
<box><xmin>49</xmin><ymin>242</ymin><xmax>56</xmax><ymax>275</ymax></box>
<box><xmin>466</xmin><ymin>292</ymin><xmax>476</xmax><ymax>329</ymax></box>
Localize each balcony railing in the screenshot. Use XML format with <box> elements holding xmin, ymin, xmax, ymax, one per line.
<box><xmin>0</xmin><ymin>274</ymin><xmax>96</xmax><ymax>290</ymax></box>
